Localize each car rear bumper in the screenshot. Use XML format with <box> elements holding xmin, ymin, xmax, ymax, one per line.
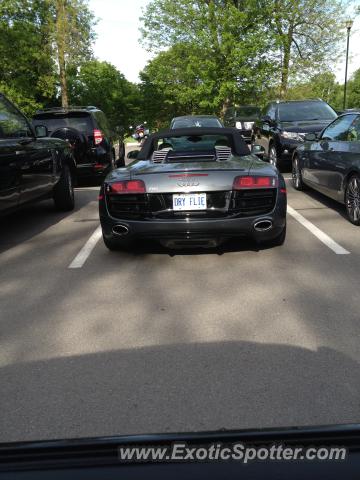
<box><xmin>100</xmin><ymin>195</ymin><xmax>287</xmax><ymax>247</ymax></box>
<box><xmin>76</xmin><ymin>162</ymin><xmax>112</xmax><ymax>178</ymax></box>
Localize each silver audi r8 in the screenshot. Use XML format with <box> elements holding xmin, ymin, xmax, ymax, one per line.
<box><xmin>99</xmin><ymin>127</ymin><xmax>287</xmax><ymax>250</ymax></box>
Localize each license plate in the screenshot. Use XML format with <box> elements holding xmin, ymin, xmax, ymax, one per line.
<box><xmin>173</xmin><ymin>193</ymin><xmax>207</xmax><ymax>211</ymax></box>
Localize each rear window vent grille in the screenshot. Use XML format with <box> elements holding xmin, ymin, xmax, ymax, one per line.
<box><xmin>215</xmin><ymin>146</ymin><xmax>232</xmax><ymax>161</ymax></box>
<box><xmin>152</xmin><ymin>148</ymin><xmax>172</xmax><ymax>163</ymax></box>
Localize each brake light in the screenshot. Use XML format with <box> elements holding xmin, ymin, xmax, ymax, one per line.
<box><xmin>233</xmin><ymin>176</ymin><xmax>277</xmax><ymax>189</ymax></box>
<box><xmin>107</xmin><ymin>180</ymin><xmax>146</xmax><ymax>194</ymax></box>
<box><xmin>93</xmin><ymin>129</ymin><xmax>104</xmax><ymax>145</ymax></box>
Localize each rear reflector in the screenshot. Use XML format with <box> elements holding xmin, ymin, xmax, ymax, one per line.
<box><xmin>233</xmin><ymin>176</ymin><xmax>277</xmax><ymax>189</ymax></box>
<box><xmin>94</xmin><ymin>163</ymin><xmax>104</xmax><ymax>170</ymax></box>
<box><xmin>107</xmin><ymin>180</ymin><xmax>146</xmax><ymax>194</ymax></box>
<box><xmin>94</xmin><ymin>129</ymin><xmax>104</xmax><ymax>145</ymax></box>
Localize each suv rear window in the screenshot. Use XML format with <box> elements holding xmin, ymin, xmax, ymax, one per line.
<box><xmin>278</xmin><ymin>102</ymin><xmax>337</xmax><ymax>122</ymax></box>
<box><xmin>32</xmin><ymin>112</ymin><xmax>93</xmax><ymax>134</ymax></box>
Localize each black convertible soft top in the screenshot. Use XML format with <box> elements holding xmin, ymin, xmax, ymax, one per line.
<box><xmin>137</xmin><ymin>127</ymin><xmax>250</xmax><ymax>160</ymax></box>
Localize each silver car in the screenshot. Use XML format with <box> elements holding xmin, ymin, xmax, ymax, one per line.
<box><xmin>99</xmin><ymin>127</ymin><xmax>287</xmax><ymax>250</ymax></box>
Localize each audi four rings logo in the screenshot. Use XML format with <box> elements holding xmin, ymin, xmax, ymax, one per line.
<box><xmin>177</xmin><ymin>177</ymin><xmax>200</xmax><ymax>187</ymax></box>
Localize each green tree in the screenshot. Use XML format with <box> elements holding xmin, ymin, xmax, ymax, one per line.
<box><xmin>68</xmin><ymin>60</ymin><xmax>140</xmax><ymax>133</ymax></box>
<box><xmin>347</xmin><ymin>69</ymin><xmax>360</xmax><ymax>109</ymax></box>
<box><xmin>141</xmin><ymin>0</ymin><xmax>276</xmax><ymax>115</ymax></box>
<box><xmin>267</xmin><ymin>0</ymin><xmax>348</xmax><ymax>97</ymax></box>
<box><xmin>49</xmin><ymin>0</ymin><xmax>96</xmax><ymax>107</ymax></box>
<box><xmin>286</xmin><ymin>72</ymin><xmax>342</xmax><ymax>107</ymax></box>
<box><xmin>0</xmin><ymin>0</ymin><xmax>56</xmax><ymax>115</ymax></box>
<box><xmin>0</xmin><ymin>0</ymin><xmax>96</xmax><ymax>114</ymax></box>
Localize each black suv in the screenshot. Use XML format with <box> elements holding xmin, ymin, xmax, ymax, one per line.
<box><xmin>252</xmin><ymin>99</ymin><xmax>338</xmax><ymax>168</ymax></box>
<box><xmin>0</xmin><ymin>93</ymin><xmax>76</xmax><ymax>215</ymax></box>
<box><xmin>223</xmin><ymin>105</ymin><xmax>260</xmax><ymax>143</ymax></box>
<box><xmin>32</xmin><ymin>106</ymin><xmax>125</xmax><ymax>181</ymax></box>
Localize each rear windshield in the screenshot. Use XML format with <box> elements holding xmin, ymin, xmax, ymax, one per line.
<box><xmin>156</xmin><ymin>134</ymin><xmax>231</xmax><ymax>152</ymax></box>
<box><xmin>172</xmin><ymin>118</ymin><xmax>222</xmax><ymax>128</ymax></box>
<box><xmin>278</xmin><ymin>102</ymin><xmax>337</xmax><ymax>122</ymax></box>
<box><xmin>32</xmin><ymin>112</ymin><xmax>93</xmax><ymax>134</ymax></box>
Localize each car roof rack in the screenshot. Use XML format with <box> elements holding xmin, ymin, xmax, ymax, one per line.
<box><xmin>35</xmin><ymin>106</ymin><xmax>99</xmax><ymax>114</ymax></box>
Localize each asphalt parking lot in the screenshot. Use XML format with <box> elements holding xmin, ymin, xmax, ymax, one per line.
<box><xmin>1</xmin><ymin>155</ymin><xmax>360</xmax><ymax>443</ymax></box>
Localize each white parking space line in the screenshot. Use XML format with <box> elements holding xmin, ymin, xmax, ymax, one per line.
<box><xmin>287</xmin><ymin>205</ymin><xmax>350</xmax><ymax>255</ymax></box>
<box><xmin>68</xmin><ymin>225</ymin><xmax>102</xmax><ymax>269</ymax></box>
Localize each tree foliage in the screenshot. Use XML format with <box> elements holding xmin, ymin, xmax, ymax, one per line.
<box><xmin>267</xmin><ymin>0</ymin><xmax>347</xmax><ymax>97</ymax></box>
<box><xmin>49</xmin><ymin>0</ymin><xmax>96</xmax><ymax>107</ymax></box>
<box><xmin>140</xmin><ymin>0</ymin><xmax>353</xmax><ymax>125</ymax></box>
<box><xmin>140</xmin><ymin>0</ymin><xmax>276</xmax><ymax>115</ymax></box>
<box><xmin>0</xmin><ymin>0</ymin><xmax>56</xmax><ymax>115</ymax></box>
<box><xmin>0</xmin><ymin>0</ymin><xmax>97</xmax><ymax>114</ymax></box>
<box><xmin>347</xmin><ymin>69</ymin><xmax>360</xmax><ymax>109</ymax></box>
<box><xmin>68</xmin><ymin>60</ymin><xmax>140</xmax><ymax>133</ymax></box>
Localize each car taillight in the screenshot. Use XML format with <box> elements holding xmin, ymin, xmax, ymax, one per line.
<box><xmin>106</xmin><ymin>180</ymin><xmax>146</xmax><ymax>194</ymax></box>
<box><xmin>233</xmin><ymin>176</ymin><xmax>278</xmax><ymax>189</ymax></box>
<box><xmin>93</xmin><ymin>129</ymin><xmax>104</xmax><ymax>145</ymax></box>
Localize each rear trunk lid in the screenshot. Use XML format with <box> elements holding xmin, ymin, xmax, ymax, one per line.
<box><xmin>129</xmin><ymin>156</ymin><xmax>255</xmax><ymax>193</ymax></box>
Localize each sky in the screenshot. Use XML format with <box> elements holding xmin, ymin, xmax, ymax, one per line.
<box><xmin>89</xmin><ymin>0</ymin><xmax>360</xmax><ymax>85</ymax></box>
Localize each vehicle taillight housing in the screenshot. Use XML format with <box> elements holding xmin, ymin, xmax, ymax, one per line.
<box><xmin>233</xmin><ymin>176</ymin><xmax>278</xmax><ymax>189</ymax></box>
<box><xmin>93</xmin><ymin>129</ymin><xmax>104</xmax><ymax>145</ymax></box>
<box><xmin>106</xmin><ymin>180</ymin><xmax>146</xmax><ymax>194</ymax></box>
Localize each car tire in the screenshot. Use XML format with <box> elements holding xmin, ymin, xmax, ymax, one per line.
<box><xmin>102</xmin><ymin>234</ymin><xmax>130</xmax><ymax>251</ymax></box>
<box><xmin>53</xmin><ymin>165</ymin><xmax>75</xmax><ymax>211</ymax></box>
<box><xmin>268</xmin><ymin>145</ymin><xmax>280</xmax><ymax>169</ymax></box>
<box><xmin>292</xmin><ymin>155</ymin><xmax>306</xmax><ymax>191</ymax></box>
<box><xmin>345</xmin><ymin>174</ymin><xmax>360</xmax><ymax>225</ymax></box>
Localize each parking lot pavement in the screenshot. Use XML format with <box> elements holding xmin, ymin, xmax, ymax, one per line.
<box><xmin>1</xmin><ymin>179</ymin><xmax>360</xmax><ymax>442</ymax></box>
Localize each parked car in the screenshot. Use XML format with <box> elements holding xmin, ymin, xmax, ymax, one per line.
<box><xmin>32</xmin><ymin>106</ymin><xmax>125</xmax><ymax>182</ymax></box>
<box><xmin>0</xmin><ymin>93</ymin><xmax>76</xmax><ymax>215</ymax></box>
<box><xmin>252</xmin><ymin>99</ymin><xmax>338</xmax><ymax>168</ymax></box>
<box><xmin>170</xmin><ymin>115</ymin><xmax>223</xmax><ymax>129</ymax></box>
<box><xmin>99</xmin><ymin>127</ymin><xmax>287</xmax><ymax>250</ymax></box>
<box><xmin>292</xmin><ymin>112</ymin><xmax>360</xmax><ymax>225</ymax></box>
<box><xmin>223</xmin><ymin>105</ymin><xmax>260</xmax><ymax>143</ymax></box>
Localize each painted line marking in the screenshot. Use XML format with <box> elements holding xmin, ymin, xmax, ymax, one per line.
<box><xmin>287</xmin><ymin>205</ymin><xmax>350</xmax><ymax>255</ymax></box>
<box><xmin>68</xmin><ymin>225</ymin><xmax>102</xmax><ymax>268</ymax></box>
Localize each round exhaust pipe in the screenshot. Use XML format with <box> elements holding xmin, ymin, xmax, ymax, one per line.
<box><xmin>112</xmin><ymin>224</ymin><xmax>129</xmax><ymax>236</ymax></box>
<box><xmin>254</xmin><ymin>219</ymin><xmax>273</xmax><ymax>232</ymax></box>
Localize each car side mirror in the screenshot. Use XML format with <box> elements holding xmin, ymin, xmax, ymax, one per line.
<box><xmin>127</xmin><ymin>149</ymin><xmax>140</xmax><ymax>159</ymax></box>
<box><xmin>251</xmin><ymin>145</ymin><xmax>266</xmax><ymax>158</ymax></box>
<box><xmin>304</xmin><ymin>133</ymin><xmax>317</xmax><ymax>142</ymax></box>
<box><xmin>35</xmin><ymin>125</ymin><xmax>48</xmax><ymax>138</ymax></box>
